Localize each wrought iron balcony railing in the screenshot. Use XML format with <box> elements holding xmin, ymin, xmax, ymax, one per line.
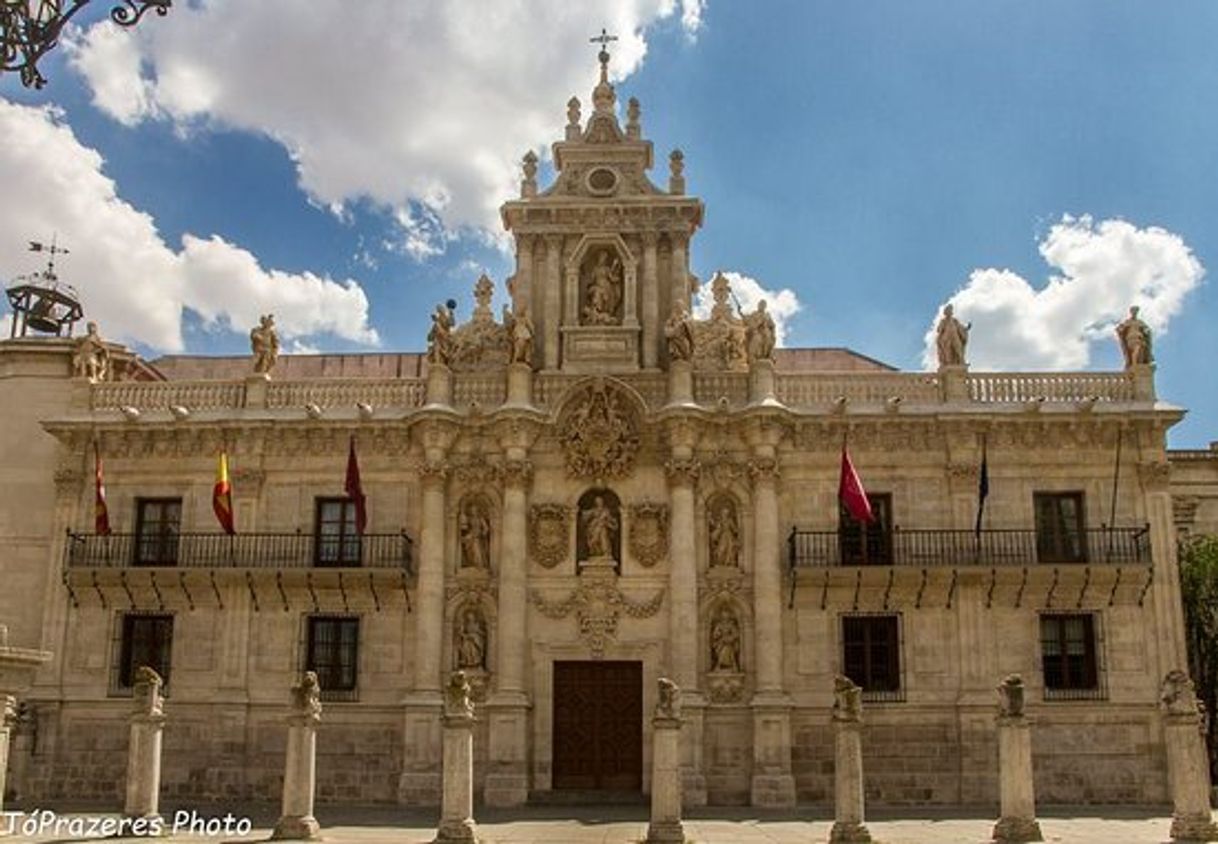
<box><xmin>65</xmin><ymin>531</ymin><xmax>413</xmax><ymax>572</ymax></box>
<box><xmin>787</xmin><ymin>526</ymin><xmax>1150</xmax><ymax>569</ymax></box>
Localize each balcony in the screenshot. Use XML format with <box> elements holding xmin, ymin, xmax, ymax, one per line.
<box><xmin>787</xmin><ymin>526</ymin><xmax>1150</xmax><ymax>570</ymax></box>
<box><xmin>65</xmin><ymin>531</ymin><xmax>413</xmax><ymax>572</ymax></box>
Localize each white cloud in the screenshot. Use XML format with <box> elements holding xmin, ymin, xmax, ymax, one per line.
<box><xmin>922</xmin><ymin>216</ymin><xmax>1203</xmax><ymax>371</ymax></box>
<box><xmin>0</xmin><ymin>99</ymin><xmax>377</xmax><ymax>352</ymax></box>
<box><xmin>692</xmin><ymin>271</ymin><xmax>802</xmax><ymax>347</ymax></box>
<box><xmin>285</xmin><ymin>339</ymin><xmax>321</xmax><ymax>356</ymax></box>
<box><xmin>66</xmin><ymin>1</ymin><xmax>705</xmax><ymax>251</ymax></box>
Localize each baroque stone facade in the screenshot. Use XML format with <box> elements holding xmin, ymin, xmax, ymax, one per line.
<box><xmin>0</xmin><ymin>47</ymin><xmax>1215</xmax><ymax>814</ymax></box>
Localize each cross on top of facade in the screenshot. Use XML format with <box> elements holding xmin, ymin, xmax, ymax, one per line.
<box><xmin>590</xmin><ymin>28</ymin><xmax>617</xmax><ymax>74</ymax></box>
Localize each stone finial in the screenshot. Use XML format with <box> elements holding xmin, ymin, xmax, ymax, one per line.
<box><xmin>72</xmin><ymin>321</ymin><xmax>111</xmax><ymax>382</ymax></box>
<box><xmin>444</xmin><ymin>670</ymin><xmax>475</xmax><ymax>719</ymax></box>
<box><xmin>521</xmin><ymin>150</ymin><xmax>539</xmax><ymax>197</ymax></box>
<box><xmin>1116</xmin><ymin>305</ymin><xmax>1153</xmax><ymax>369</ymax></box>
<box><xmin>832</xmin><ymin>674</ymin><xmax>862</xmax><ymax>723</ymax></box>
<box><xmin>566</xmin><ymin>96</ymin><xmax>582</xmax><ymax>139</ymax></box>
<box><xmin>668</xmin><ymin>149</ymin><xmax>685</xmax><ymax>195</ymax></box>
<box><xmin>656</xmin><ymin>677</ymin><xmax>681</xmax><ymax>720</ymax></box>
<box><xmin>250</xmin><ymin>314</ymin><xmax>280</xmax><ymax>375</ymax></box>
<box><xmin>935</xmin><ymin>303</ymin><xmax>970</xmax><ymax>369</ymax></box>
<box><xmin>997</xmin><ymin>674</ymin><xmax>1025</xmax><ymax>718</ymax></box>
<box><xmin>626</xmin><ymin>96</ymin><xmax>641</xmax><ymax>138</ymax></box>
<box><xmin>1161</xmin><ymin>670</ymin><xmax>1199</xmax><ymax>717</ymax></box>
<box><xmin>132</xmin><ymin>665</ymin><xmax>164</xmax><ymax>717</ymax></box>
<box><xmin>291</xmin><ymin>670</ymin><xmax>323</xmax><ymax>723</ymax></box>
<box><xmin>473</xmin><ymin>273</ymin><xmax>495</xmax><ymax>312</ymax></box>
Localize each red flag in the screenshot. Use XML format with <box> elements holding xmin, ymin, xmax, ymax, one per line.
<box><xmin>212</xmin><ymin>451</ymin><xmax>235</xmax><ymax>535</ymax></box>
<box><xmin>94</xmin><ymin>444</ymin><xmax>111</xmax><ymax>536</ymax></box>
<box><xmin>345</xmin><ymin>436</ymin><xmax>367</xmax><ymax>535</ymax></box>
<box><xmin>838</xmin><ymin>445</ymin><xmax>874</xmax><ymax>524</ymax></box>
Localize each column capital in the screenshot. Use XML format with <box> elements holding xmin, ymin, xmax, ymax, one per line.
<box><xmin>419</xmin><ymin>459</ymin><xmax>450</xmax><ymax>485</ymax></box>
<box><xmin>516</xmin><ymin>233</ymin><xmax>536</xmax><ymax>254</ymax></box>
<box><xmin>543</xmin><ymin>233</ymin><xmax>564</xmax><ymax>250</ymax></box>
<box><xmin>665</xmin><ymin>458</ymin><xmax>701</xmax><ymax>486</ymax></box>
<box><xmin>501</xmin><ymin>458</ymin><xmax>534</xmax><ymax>488</ymax></box>
<box><xmin>748</xmin><ymin>456</ymin><xmax>780</xmax><ymax>485</ymax></box>
<box><xmin>640</xmin><ymin>230</ymin><xmax>660</xmax><ymax>248</ymax></box>
<box><xmin>1138</xmin><ymin>459</ymin><xmax>1171</xmax><ymax>492</ymax></box>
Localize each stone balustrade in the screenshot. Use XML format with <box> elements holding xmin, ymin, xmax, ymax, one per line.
<box><xmin>266</xmin><ymin>379</ymin><xmax>427</xmax><ymax>409</ymax></box>
<box><xmin>92</xmin><ymin>380</ymin><xmax>246</xmax><ymax>411</ymax></box>
<box><xmin>967</xmin><ymin>371</ymin><xmax>1137</xmax><ymax>403</ymax></box>
<box><xmin>777</xmin><ymin>371</ymin><xmax>940</xmax><ymax>406</ymax></box>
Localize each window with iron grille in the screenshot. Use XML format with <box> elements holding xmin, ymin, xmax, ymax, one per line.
<box><xmin>111</xmin><ymin>613</ymin><xmax>173</xmax><ymax>694</ymax></box>
<box><xmin>1033</xmin><ymin>492</ymin><xmax>1087</xmax><ymax>563</ymax></box>
<box><xmin>841</xmin><ymin>614</ymin><xmax>902</xmax><ymax>700</ymax></box>
<box><xmin>1040</xmin><ymin>613</ymin><xmax>1102</xmax><ymax>698</ymax></box>
<box><xmin>839</xmin><ymin>493</ymin><xmax>893</xmax><ymax>565</ymax></box>
<box><xmin>305</xmin><ymin>615</ymin><xmax>360</xmax><ymax>700</ymax></box>
<box><xmin>314</xmin><ymin>498</ymin><xmax>361</xmax><ymax>566</ymax></box>
<box><xmin>134</xmin><ymin>498</ymin><xmax>182</xmax><ymax>566</ymax></box>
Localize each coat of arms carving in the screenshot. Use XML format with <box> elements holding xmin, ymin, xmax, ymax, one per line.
<box><xmin>530</xmin><ymin>580</ymin><xmax>665</xmax><ymax>658</ymax></box>
<box><xmin>529</xmin><ymin>504</ymin><xmax>571</xmax><ymax>569</ymax></box>
<box><xmin>556</xmin><ymin>380</ymin><xmax>641</xmax><ymax>479</ymax></box>
<box><xmin>628</xmin><ymin>503</ymin><xmax>668</xmax><ymax>567</ymax></box>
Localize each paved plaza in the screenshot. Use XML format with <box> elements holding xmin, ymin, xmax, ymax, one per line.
<box><xmin>1</xmin><ymin>804</ymin><xmax>1207</xmax><ymax>843</ymax></box>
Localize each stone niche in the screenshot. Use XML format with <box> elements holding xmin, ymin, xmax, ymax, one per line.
<box><xmin>561</xmin><ymin>234</ymin><xmax>640</xmax><ymax>373</ymax></box>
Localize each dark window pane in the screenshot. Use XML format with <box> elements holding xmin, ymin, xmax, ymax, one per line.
<box><xmin>839</xmin><ymin>494</ymin><xmax>893</xmax><ymax>565</ymax></box>
<box><xmin>119</xmin><ymin>614</ymin><xmax>173</xmax><ymax>689</ymax></box>
<box><xmin>306</xmin><ymin>617</ymin><xmax>359</xmax><ymax>691</ymax></box>
<box><xmin>314</xmin><ymin>498</ymin><xmax>361</xmax><ymax>566</ymax></box>
<box><xmin>134</xmin><ymin>499</ymin><xmax>182</xmax><ymax>566</ymax></box>
<box><xmin>842</xmin><ymin>615</ymin><xmax>900</xmax><ymax>692</ymax></box>
<box><xmin>1034</xmin><ymin>493</ymin><xmax>1087</xmax><ymax>563</ymax></box>
<box><xmin>1040</xmin><ymin>614</ymin><xmax>1097</xmax><ymax>690</ymax></box>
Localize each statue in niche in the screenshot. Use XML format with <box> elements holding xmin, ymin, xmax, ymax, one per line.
<box><xmin>509</xmin><ymin>304</ymin><xmax>534</xmax><ymax>366</ymax></box>
<box><xmin>935</xmin><ymin>304</ymin><xmax>970</xmax><ymax>368</ymax></box>
<box><xmin>710</xmin><ymin>607</ymin><xmax>742</xmax><ymax>673</ymax></box>
<box><xmin>454</xmin><ymin>608</ymin><xmax>487</xmax><ymax>671</ymax></box>
<box><xmin>582</xmin><ymin>249</ymin><xmax>623</xmax><ymax>325</ymax></box>
<box><xmin>249</xmin><ymin>314</ymin><xmax>280</xmax><ymax>375</ymax></box>
<box><xmin>743</xmin><ymin>300</ymin><xmax>776</xmax><ymax>362</ymax></box>
<box><xmin>427</xmin><ymin>302</ymin><xmax>455</xmax><ymax>366</ymax></box>
<box><xmin>580</xmin><ymin>493</ymin><xmax>620</xmax><ymax>561</ymax></box>
<box><xmin>459</xmin><ymin>499</ymin><xmax>491</xmax><ymax>569</ymax></box>
<box><xmin>1116</xmin><ymin>305</ymin><xmax>1153</xmax><ymax>369</ymax></box>
<box><xmin>708</xmin><ymin>499</ymin><xmax>741</xmax><ymax>568</ymax></box>
<box><xmin>665</xmin><ymin>302</ymin><xmax>694</xmax><ymax>362</ymax></box>
<box><xmin>72</xmin><ymin>321</ymin><xmax>111</xmax><ymax>382</ymax></box>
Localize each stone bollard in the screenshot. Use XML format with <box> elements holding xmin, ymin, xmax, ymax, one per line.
<box><xmin>123</xmin><ymin>666</ymin><xmax>167</xmax><ymax>822</ymax></box>
<box><xmin>506</xmin><ymin>362</ymin><xmax>533</xmax><ymax>406</ymax></box>
<box><xmin>647</xmin><ymin>678</ymin><xmax>686</xmax><ymax>843</ymax></box>
<box><xmin>992</xmin><ymin>675</ymin><xmax>1043</xmax><ymax>843</ymax></box>
<box><xmin>272</xmin><ymin>672</ymin><xmax>323</xmax><ymax>840</ymax></box>
<box><xmin>434</xmin><ymin>671</ymin><xmax>480</xmax><ymax>844</ymax></box>
<box><xmin>830</xmin><ymin>675</ymin><xmax>872</xmax><ymax>844</ymax></box>
<box><xmin>1161</xmin><ymin>671</ymin><xmax>1218</xmax><ymax>843</ymax></box>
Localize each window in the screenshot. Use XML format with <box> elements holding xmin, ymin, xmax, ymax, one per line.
<box><xmin>842</xmin><ymin>614</ymin><xmax>902</xmax><ymax>699</ymax></box>
<box><xmin>305</xmin><ymin>616</ymin><xmax>360</xmax><ymax>699</ymax></box>
<box><xmin>839</xmin><ymin>493</ymin><xmax>893</xmax><ymax>565</ymax></box>
<box><xmin>113</xmin><ymin>613</ymin><xmax>173</xmax><ymax>693</ymax></box>
<box><xmin>134</xmin><ymin>498</ymin><xmax>182</xmax><ymax>566</ymax></box>
<box><xmin>1040</xmin><ymin>613</ymin><xmax>1101</xmax><ymax>698</ymax></box>
<box><xmin>1034</xmin><ymin>492</ymin><xmax>1087</xmax><ymax>563</ymax></box>
<box><xmin>314</xmin><ymin>498</ymin><xmax>361</xmax><ymax>566</ymax></box>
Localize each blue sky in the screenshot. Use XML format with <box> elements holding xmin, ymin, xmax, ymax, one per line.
<box><xmin>1</xmin><ymin>1</ymin><xmax>1215</xmax><ymax>445</ymax></box>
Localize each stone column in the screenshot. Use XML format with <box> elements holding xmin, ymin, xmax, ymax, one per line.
<box><xmin>400</xmin><ymin>453</ymin><xmax>449</xmax><ymax>805</ymax></box>
<box><xmin>1160</xmin><ymin>671</ymin><xmax>1218</xmax><ymax>842</ymax></box>
<box><xmin>427</xmin><ymin>363</ymin><xmax>453</xmax><ymax>407</ymax></box>
<box><xmin>647</xmin><ymin>679</ymin><xmax>686</xmax><ymax>844</ymax></box>
<box><xmin>544</xmin><ymin>235</ymin><xmax>563</xmax><ymax>370</ymax></box>
<box><xmin>748</xmin><ymin>439</ymin><xmax>796</xmax><ymax>807</ymax></box>
<box><xmin>641</xmin><ymin>232</ymin><xmax>660</xmax><ymax>368</ymax></box>
<box><xmin>435</xmin><ymin>672</ymin><xmax>479</xmax><ymax>844</ymax></box>
<box><xmin>1142</xmin><ymin>460</ymin><xmax>1188</xmax><ymax>678</ymax></box>
<box><xmin>830</xmin><ymin>676</ymin><xmax>872</xmax><ymax>844</ymax></box>
<box><xmin>123</xmin><ymin>667</ymin><xmax>167</xmax><ymax>822</ymax></box>
<box><xmin>1130</xmin><ymin>362</ymin><xmax>1156</xmax><ymax>401</ymax></box>
<box><xmin>506</xmin><ymin>363</ymin><xmax>532</xmax><ymax>406</ymax></box>
<box><xmin>669</xmin><ymin>232</ymin><xmax>689</xmax><ymax>308</ymax></box>
<box><xmin>992</xmin><ymin>675</ymin><xmax>1042</xmax><ymax>843</ymax></box>
<box><xmin>0</xmin><ymin>695</ymin><xmax>13</xmax><ymax>823</ymax></box>
<box><xmin>486</xmin><ymin>455</ymin><xmax>532</xmax><ymax>807</ymax></box>
<box><xmin>272</xmin><ymin>672</ymin><xmax>323</xmax><ymax>841</ymax></box>
<box><xmin>514</xmin><ymin>234</ymin><xmax>534</xmax><ymax>313</ymax></box>
<box><xmin>749</xmin><ymin>358</ymin><xmax>776</xmax><ymax>404</ymax></box>
<box><xmin>666</xmin><ymin>435</ymin><xmax>706</xmax><ymax>804</ymax></box>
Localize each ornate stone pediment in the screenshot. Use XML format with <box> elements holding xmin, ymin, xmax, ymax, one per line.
<box><xmin>450</xmin><ymin>274</ymin><xmax>509</xmax><ymax>372</ymax></box>
<box><xmin>530</xmin><ymin>580</ymin><xmax>664</xmax><ymax>658</ymax></box>
<box><xmin>628</xmin><ymin>503</ymin><xmax>668</xmax><ymax>568</ymax></box>
<box><xmin>556</xmin><ymin>379</ymin><xmax>642</xmax><ymax>479</ymax></box>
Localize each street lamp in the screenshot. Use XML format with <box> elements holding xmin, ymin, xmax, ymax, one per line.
<box><xmin>1</xmin><ymin>0</ymin><xmax>171</xmax><ymax>89</ymax></box>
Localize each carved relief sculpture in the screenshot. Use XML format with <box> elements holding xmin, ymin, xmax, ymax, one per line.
<box><xmin>710</xmin><ymin>606</ymin><xmax>742</xmax><ymax>672</ymax></box>
<box><xmin>997</xmin><ymin>674</ymin><xmax>1025</xmax><ymax>718</ymax></box>
<box><xmin>1116</xmin><ymin>305</ymin><xmax>1153</xmax><ymax>369</ymax></box>
<box><xmin>664</xmin><ymin>303</ymin><xmax>694</xmax><ymax>362</ymax></box>
<box><xmin>531</xmin><ymin>580</ymin><xmax>665</xmax><ymax>658</ymax></box>
<box><xmin>557</xmin><ymin>380</ymin><xmax>641</xmax><ymax>479</ymax></box>
<box><xmin>454</xmin><ymin>608</ymin><xmax>488</xmax><ymax>671</ymax></box>
<box><xmin>581</xmin><ymin>249</ymin><xmax>624</xmax><ymax>326</ymax></box>
<box><xmin>249</xmin><ymin>314</ymin><xmax>280</xmax><ymax>375</ymax></box>
<box><xmin>744</xmin><ymin>300</ymin><xmax>776</xmax><ymax>362</ymax></box>
<box><xmin>459</xmin><ymin>498</ymin><xmax>491</xmax><ymax>570</ymax></box>
<box><xmin>708</xmin><ymin>498</ymin><xmax>741</xmax><ymax>569</ymax></box>
<box><xmin>628</xmin><ymin>503</ymin><xmax>669</xmax><ymax>568</ymax></box>
<box><xmin>72</xmin><ymin>321</ymin><xmax>111</xmax><ymax>382</ymax></box>
<box><xmin>529</xmin><ymin>504</ymin><xmax>571</xmax><ymax>569</ymax></box>
<box><xmin>935</xmin><ymin>304</ymin><xmax>970</xmax><ymax>368</ymax></box>
<box><xmin>691</xmin><ymin>273</ymin><xmax>748</xmax><ymax>371</ymax></box>
<box><xmin>444</xmin><ymin>671</ymin><xmax>475</xmax><ymax>718</ymax></box>
<box><xmin>450</xmin><ymin>274</ymin><xmax>511</xmax><ymax>370</ymax></box>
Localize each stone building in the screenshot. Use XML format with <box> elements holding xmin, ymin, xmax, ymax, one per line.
<box><xmin>2</xmin><ymin>48</ymin><xmax>1216</xmax><ymax>810</ymax></box>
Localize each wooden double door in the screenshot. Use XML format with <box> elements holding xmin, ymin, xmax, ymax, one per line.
<box><xmin>551</xmin><ymin>660</ymin><xmax>643</xmax><ymax>791</ymax></box>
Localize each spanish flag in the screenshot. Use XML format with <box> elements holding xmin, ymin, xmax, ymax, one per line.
<box><xmin>212</xmin><ymin>451</ymin><xmax>235</xmax><ymax>535</ymax></box>
<box><xmin>94</xmin><ymin>443</ymin><xmax>111</xmax><ymax>536</ymax></box>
